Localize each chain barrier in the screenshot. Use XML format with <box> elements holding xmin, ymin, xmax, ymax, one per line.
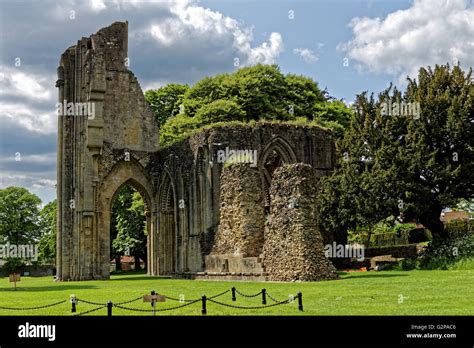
<box><xmin>207</xmin><ymin>297</ymin><xmax>290</xmax><ymax>310</ymax></box>
<box><xmin>115</xmin><ymin>296</ymin><xmax>143</xmax><ymax>305</ymax></box>
<box><xmin>0</xmin><ymin>288</ymin><xmax>302</xmax><ymax>315</ymax></box>
<box><xmin>113</xmin><ymin>299</ymin><xmax>200</xmax><ymax>313</ymax></box>
<box><xmin>208</xmin><ymin>289</ymin><xmax>230</xmax><ymax>299</ymax></box>
<box><xmin>73</xmin><ymin>305</ymin><xmax>106</xmax><ymax>316</ymax></box>
<box><xmin>0</xmin><ymin>299</ymin><xmax>67</xmax><ymax>311</ymax></box>
<box><xmin>75</xmin><ymin>298</ymin><xmax>105</xmax><ymax>306</ymax></box>
<box><xmin>234</xmin><ymin>288</ymin><xmax>262</xmax><ymax>298</ymax></box>
<box><xmin>266</xmin><ymin>291</ymin><xmax>282</xmax><ymax>303</ymax></box>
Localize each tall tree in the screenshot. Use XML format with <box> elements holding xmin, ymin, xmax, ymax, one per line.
<box><xmin>37</xmin><ymin>200</ymin><xmax>57</xmax><ymax>263</ymax></box>
<box><xmin>0</xmin><ymin>187</ymin><xmax>41</xmax><ymax>244</ymax></box>
<box><xmin>401</xmin><ymin>64</ymin><xmax>474</xmax><ymax>238</ymax></box>
<box><xmin>144</xmin><ymin>83</ymin><xmax>189</xmax><ymax>127</ymax></box>
<box><xmin>319</xmin><ymin>64</ymin><xmax>473</xmax><ymax>240</ymax></box>
<box><xmin>285</xmin><ymin>73</ymin><xmax>325</xmax><ymax>118</ymax></box>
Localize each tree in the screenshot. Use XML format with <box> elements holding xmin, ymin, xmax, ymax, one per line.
<box><xmin>0</xmin><ymin>187</ymin><xmax>42</xmax><ymax>244</ymax></box>
<box><xmin>400</xmin><ymin>64</ymin><xmax>474</xmax><ymax>238</ymax></box>
<box><xmin>319</xmin><ymin>64</ymin><xmax>473</xmax><ymax>241</ymax></box>
<box><xmin>195</xmin><ymin>99</ymin><xmax>246</xmax><ymax>124</ymax></box>
<box><xmin>233</xmin><ymin>64</ymin><xmax>290</xmax><ymax>120</ymax></box>
<box><xmin>157</xmin><ymin>64</ymin><xmax>348</xmax><ymax>146</ymax></box>
<box><xmin>317</xmin><ymin>92</ymin><xmax>399</xmax><ymax>245</ymax></box>
<box><xmin>111</xmin><ymin>186</ymin><xmax>147</xmax><ymax>270</ymax></box>
<box><xmin>183</xmin><ymin>74</ymin><xmax>232</xmax><ymax>118</ymax></box>
<box><xmin>314</xmin><ymin>100</ymin><xmax>352</xmax><ymax>129</ymax></box>
<box><xmin>37</xmin><ymin>200</ymin><xmax>57</xmax><ymax>263</ymax></box>
<box><xmin>159</xmin><ymin>112</ymin><xmax>202</xmax><ymax>147</ymax></box>
<box><xmin>144</xmin><ymin>84</ymin><xmax>189</xmax><ymax>127</ymax></box>
<box><xmin>285</xmin><ymin>73</ymin><xmax>325</xmax><ymax>118</ymax></box>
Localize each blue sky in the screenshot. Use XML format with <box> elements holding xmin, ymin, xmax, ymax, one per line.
<box><xmin>0</xmin><ymin>0</ymin><xmax>473</xmax><ymax>204</ymax></box>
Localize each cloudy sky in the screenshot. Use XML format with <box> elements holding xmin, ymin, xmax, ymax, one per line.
<box><xmin>0</xmin><ymin>0</ymin><xmax>473</xmax><ymax>204</ymax></box>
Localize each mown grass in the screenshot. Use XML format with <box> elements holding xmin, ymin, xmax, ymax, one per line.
<box><xmin>0</xmin><ymin>269</ymin><xmax>472</xmax><ymax>316</ymax></box>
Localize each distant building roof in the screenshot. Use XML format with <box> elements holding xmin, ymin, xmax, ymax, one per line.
<box><xmin>110</xmin><ymin>256</ymin><xmax>135</xmax><ymax>263</ymax></box>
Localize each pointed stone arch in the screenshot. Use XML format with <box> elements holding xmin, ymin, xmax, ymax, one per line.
<box><xmin>259</xmin><ymin>136</ymin><xmax>297</xmax><ymax>209</ymax></box>
<box><xmin>97</xmin><ymin>159</ymin><xmax>156</xmax><ymax>279</ymax></box>
<box><xmin>157</xmin><ymin>169</ymin><xmax>177</xmax><ymax>275</ymax></box>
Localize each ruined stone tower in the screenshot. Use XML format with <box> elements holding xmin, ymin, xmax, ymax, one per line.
<box><xmin>56</xmin><ymin>22</ymin><xmax>159</xmax><ymax>280</ymax></box>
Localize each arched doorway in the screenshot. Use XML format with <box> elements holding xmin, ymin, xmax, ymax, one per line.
<box><xmin>110</xmin><ymin>183</ymin><xmax>148</xmax><ymax>273</ymax></box>
<box><xmin>98</xmin><ymin>160</ymin><xmax>155</xmax><ymax>279</ymax></box>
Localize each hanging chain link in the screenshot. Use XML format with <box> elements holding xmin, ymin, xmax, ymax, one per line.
<box><xmin>115</xmin><ymin>296</ymin><xmax>143</xmax><ymax>305</ymax></box>
<box><xmin>73</xmin><ymin>305</ymin><xmax>106</xmax><ymax>316</ymax></box>
<box><xmin>113</xmin><ymin>298</ymin><xmax>200</xmax><ymax>313</ymax></box>
<box><xmin>76</xmin><ymin>298</ymin><xmax>105</xmax><ymax>306</ymax></box>
<box><xmin>207</xmin><ymin>297</ymin><xmax>290</xmax><ymax>310</ymax></box>
<box><xmin>0</xmin><ymin>299</ymin><xmax>67</xmax><ymax>311</ymax></box>
<box><xmin>266</xmin><ymin>292</ymin><xmax>282</xmax><ymax>303</ymax></box>
<box><xmin>234</xmin><ymin>288</ymin><xmax>262</xmax><ymax>298</ymax></box>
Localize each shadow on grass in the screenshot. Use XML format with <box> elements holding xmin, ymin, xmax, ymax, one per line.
<box><xmin>0</xmin><ymin>284</ymin><xmax>98</xmax><ymax>292</ymax></box>
<box><xmin>338</xmin><ymin>272</ymin><xmax>409</xmax><ymax>280</ymax></box>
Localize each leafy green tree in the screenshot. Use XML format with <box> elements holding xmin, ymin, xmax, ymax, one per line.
<box><xmin>37</xmin><ymin>200</ymin><xmax>57</xmax><ymax>263</ymax></box>
<box><xmin>0</xmin><ymin>187</ymin><xmax>41</xmax><ymax>244</ymax></box>
<box><xmin>144</xmin><ymin>83</ymin><xmax>189</xmax><ymax>127</ymax></box>
<box><xmin>319</xmin><ymin>64</ymin><xmax>473</xmax><ymax>241</ymax></box>
<box><xmin>195</xmin><ymin>99</ymin><xmax>246</xmax><ymax>124</ymax></box>
<box><xmin>400</xmin><ymin>64</ymin><xmax>474</xmax><ymax>238</ymax></box>
<box><xmin>157</xmin><ymin>64</ymin><xmax>349</xmax><ymax>146</ymax></box>
<box><xmin>183</xmin><ymin>74</ymin><xmax>232</xmax><ymax>117</ymax></box>
<box><xmin>233</xmin><ymin>64</ymin><xmax>290</xmax><ymax>120</ymax></box>
<box><xmin>159</xmin><ymin>112</ymin><xmax>202</xmax><ymax>146</ymax></box>
<box><xmin>314</xmin><ymin>100</ymin><xmax>352</xmax><ymax>130</ymax></box>
<box><xmin>317</xmin><ymin>92</ymin><xmax>399</xmax><ymax>245</ymax></box>
<box><xmin>285</xmin><ymin>73</ymin><xmax>325</xmax><ymax>118</ymax></box>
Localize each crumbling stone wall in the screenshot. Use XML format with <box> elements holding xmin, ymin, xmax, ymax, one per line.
<box><xmin>57</xmin><ymin>21</ymin><xmax>337</xmax><ymax>281</ymax></box>
<box><xmin>263</xmin><ymin>164</ymin><xmax>338</xmax><ymax>281</ymax></box>
<box><xmin>212</xmin><ymin>163</ymin><xmax>264</xmax><ymax>256</ymax></box>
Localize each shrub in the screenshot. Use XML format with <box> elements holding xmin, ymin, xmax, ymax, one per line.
<box><xmin>417</xmin><ymin>220</ymin><xmax>473</xmax><ymax>270</ymax></box>
<box><xmin>3</xmin><ymin>257</ymin><xmax>25</xmax><ymax>274</ymax></box>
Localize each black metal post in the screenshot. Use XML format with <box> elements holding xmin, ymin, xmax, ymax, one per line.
<box><xmin>107</xmin><ymin>301</ymin><xmax>113</xmax><ymax>316</ymax></box>
<box><xmin>151</xmin><ymin>290</ymin><xmax>157</xmax><ymax>316</ymax></box>
<box><xmin>150</xmin><ymin>290</ymin><xmax>156</xmax><ymax>307</ymax></box>
<box><xmin>297</xmin><ymin>292</ymin><xmax>303</xmax><ymax>311</ymax></box>
<box><xmin>231</xmin><ymin>287</ymin><xmax>236</xmax><ymax>301</ymax></box>
<box><xmin>262</xmin><ymin>288</ymin><xmax>267</xmax><ymax>305</ymax></box>
<box><xmin>201</xmin><ymin>295</ymin><xmax>207</xmax><ymax>315</ymax></box>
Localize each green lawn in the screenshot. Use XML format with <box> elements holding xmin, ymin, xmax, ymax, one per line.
<box><xmin>0</xmin><ymin>269</ymin><xmax>472</xmax><ymax>316</ymax></box>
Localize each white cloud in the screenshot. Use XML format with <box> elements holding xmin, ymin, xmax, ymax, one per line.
<box><xmin>0</xmin><ymin>66</ymin><xmax>53</xmax><ymax>101</ymax></box>
<box><xmin>31</xmin><ymin>179</ymin><xmax>56</xmax><ymax>189</ymax></box>
<box><xmin>340</xmin><ymin>0</ymin><xmax>474</xmax><ymax>81</ymax></box>
<box><xmin>0</xmin><ymin>65</ymin><xmax>56</xmax><ymax>134</ymax></box>
<box><xmin>90</xmin><ymin>0</ymin><xmax>107</xmax><ymax>11</ymax></box>
<box><xmin>0</xmin><ymin>103</ymin><xmax>56</xmax><ymax>134</ymax></box>
<box><xmin>147</xmin><ymin>1</ymin><xmax>284</xmax><ymax>65</ymax></box>
<box><xmin>293</xmin><ymin>48</ymin><xmax>318</xmax><ymax>63</ymax></box>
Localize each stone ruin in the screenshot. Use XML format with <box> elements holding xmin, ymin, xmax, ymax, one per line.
<box><xmin>56</xmin><ymin>21</ymin><xmax>338</xmax><ymax>281</ymax></box>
